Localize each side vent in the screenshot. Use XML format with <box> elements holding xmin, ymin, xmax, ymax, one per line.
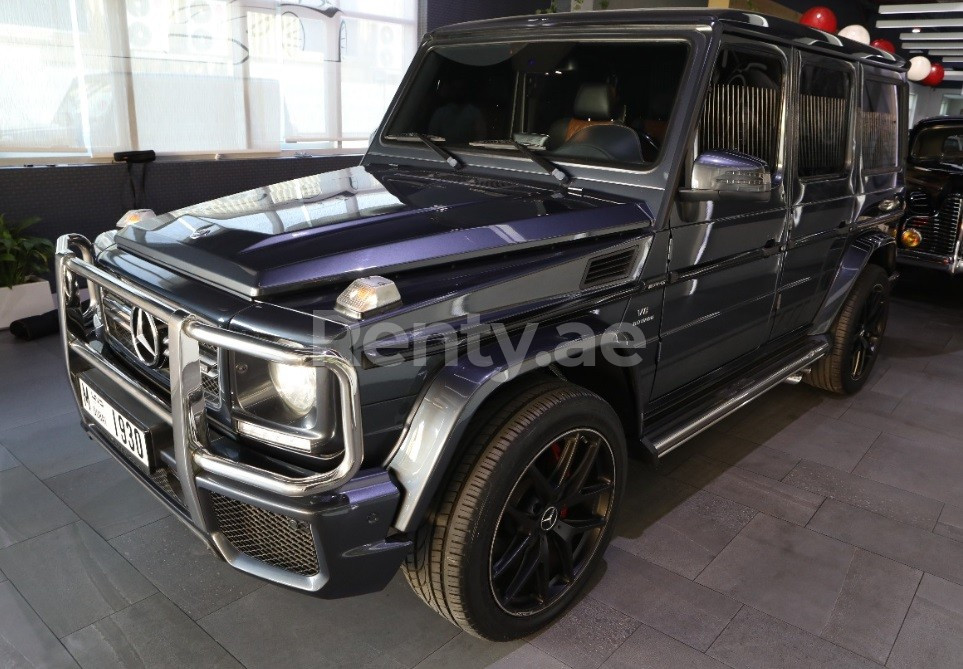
<box><xmin>582</xmin><ymin>247</ymin><xmax>638</xmax><ymax>288</ymax></box>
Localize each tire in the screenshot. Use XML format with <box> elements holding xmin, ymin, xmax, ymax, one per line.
<box><xmin>807</xmin><ymin>264</ymin><xmax>891</xmax><ymax>395</ymax></box>
<box><xmin>402</xmin><ymin>380</ymin><xmax>627</xmax><ymax>641</ymax></box>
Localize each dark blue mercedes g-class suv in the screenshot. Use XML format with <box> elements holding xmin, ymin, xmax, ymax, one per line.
<box><xmin>56</xmin><ymin>9</ymin><xmax>906</xmax><ymax>640</ymax></box>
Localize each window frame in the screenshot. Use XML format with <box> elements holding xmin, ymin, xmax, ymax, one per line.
<box><xmin>793</xmin><ymin>54</ymin><xmax>856</xmax><ymax>183</ymax></box>
<box><xmin>376</xmin><ymin>34</ymin><xmax>697</xmax><ymax>178</ymax></box>
<box><xmin>688</xmin><ymin>39</ymin><xmax>791</xmax><ymax>195</ymax></box>
<box><xmin>859</xmin><ymin>72</ymin><xmax>903</xmax><ymax>176</ymax></box>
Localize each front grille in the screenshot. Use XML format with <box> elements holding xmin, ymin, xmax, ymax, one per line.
<box><xmin>210</xmin><ymin>493</ymin><xmax>320</xmax><ymax>577</ymax></box>
<box><xmin>929</xmin><ymin>194</ymin><xmax>963</xmax><ymax>257</ymax></box>
<box><xmin>101</xmin><ymin>292</ymin><xmax>221</xmax><ymax>407</ymax></box>
<box><xmin>907</xmin><ymin>190</ymin><xmax>932</xmax><ymax>215</ymax></box>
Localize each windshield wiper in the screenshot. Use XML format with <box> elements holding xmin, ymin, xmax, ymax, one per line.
<box><xmin>469</xmin><ymin>139</ymin><xmax>570</xmax><ymax>185</ymax></box>
<box><xmin>384</xmin><ymin>133</ymin><xmax>463</xmax><ymax>170</ymax></box>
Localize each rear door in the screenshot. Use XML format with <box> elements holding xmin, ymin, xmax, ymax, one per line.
<box><xmin>652</xmin><ymin>41</ymin><xmax>788</xmax><ymax>397</ymax></box>
<box><xmin>771</xmin><ymin>52</ymin><xmax>856</xmax><ymax>339</ymax></box>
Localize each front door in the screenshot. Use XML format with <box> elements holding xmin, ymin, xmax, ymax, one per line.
<box><xmin>652</xmin><ymin>42</ymin><xmax>789</xmax><ymax>397</ymax></box>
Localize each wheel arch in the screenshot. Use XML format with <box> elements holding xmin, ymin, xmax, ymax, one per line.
<box><xmin>809</xmin><ymin>230</ymin><xmax>897</xmax><ymax>336</ymax></box>
<box><xmin>384</xmin><ymin>322</ymin><xmax>640</xmax><ymax>533</ymax></box>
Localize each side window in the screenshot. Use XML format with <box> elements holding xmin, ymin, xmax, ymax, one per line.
<box><xmin>861</xmin><ymin>79</ymin><xmax>900</xmax><ymax>171</ymax></box>
<box><xmin>798</xmin><ymin>64</ymin><xmax>852</xmax><ymax>178</ymax></box>
<box><xmin>698</xmin><ymin>48</ymin><xmax>783</xmax><ymax>170</ymax></box>
<box><xmin>943</xmin><ymin>134</ymin><xmax>963</xmax><ymax>158</ymax></box>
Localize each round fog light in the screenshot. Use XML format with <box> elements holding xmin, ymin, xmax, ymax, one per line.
<box><xmin>901</xmin><ymin>228</ymin><xmax>923</xmax><ymax>249</ymax></box>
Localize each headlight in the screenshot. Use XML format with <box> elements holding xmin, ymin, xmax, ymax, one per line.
<box><xmin>268</xmin><ymin>362</ymin><xmax>317</xmax><ymax>417</ymax></box>
<box><xmin>232</xmin><ymin>352</ymin><xmax>337</xmax><ymax>455</ymax></box>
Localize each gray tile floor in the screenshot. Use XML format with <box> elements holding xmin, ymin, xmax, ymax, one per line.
<box><xmin>1</xmin><ymin>268</ymin><xmax>962</xmax><ymax>668</ymax></box>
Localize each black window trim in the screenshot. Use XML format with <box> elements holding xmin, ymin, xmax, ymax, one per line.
<box><xmin>794</xmin><ymin>51</ymin><xmax>857</xmax><ymax>183</ymax></box>
<box><xmin>859</xmin><ymin>71</ymin><xmax>903</xmax><ymax>176</ymax></box>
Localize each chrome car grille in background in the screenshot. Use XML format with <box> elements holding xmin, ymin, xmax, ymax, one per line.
<box><xmin>101</xmin><ymin>292</ymin><xmax>221</xmax><ymax>406</ymax></box>
<box><xmin>907</xmin><ymin>189</ymin><xmax>932</xmax><ymax>215</ymax></box>
<box><xmin>933</xmin><ymin>194</ymin><xmax>963</xmax><ymax>257</ymax></box>
<box><xmin>210</xmin><ymin>492</ymin><xmax>320</xmax><ymax>577</ymax></box>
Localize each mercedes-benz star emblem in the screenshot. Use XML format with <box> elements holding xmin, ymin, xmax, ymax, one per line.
<box><xmin>540</xmin><ymin>506</ymin><xmax>559</xmax><ymax>532</ymax></box>
<box><xmin>129</xmin><ymin>308</ymin><xmax>165</xmax><ymax>368</ymax></box>
<box><xmin>190</xmin><ymin>224</ymin><xmax>216</xmax><ymax>240</ymax></box>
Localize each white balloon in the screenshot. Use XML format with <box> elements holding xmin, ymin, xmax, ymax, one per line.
<box><xmin>838</xmin><ymin>24</ymin><xmax>871</xmax><ymax>45</ymax></box>
<box><xmin>908</xmin><ymin>56</ymin><xmax>932</xmax><ymax>82</ymax></box>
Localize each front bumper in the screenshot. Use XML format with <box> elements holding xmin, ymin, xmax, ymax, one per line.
<box><xmin>56</xmin><ymin>235</ymin><xmax>409</xmax><ymax>597</ymax></box>
<box><xmin>896</xmin><ymin>248</ymin><xmax>963</xmax><ymax>274</ymax></box>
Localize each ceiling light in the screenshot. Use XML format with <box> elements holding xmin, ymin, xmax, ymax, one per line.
<box><xmin>878</xmin><ymin>19</ymin><xmax>963</xmax><ymax>29</ymax></box>
<box><xmin>911</xmin><ymin>50</ymin><xmax>963</xmax><ymax>56</ymax></box>
<box><xmin>901</xmin><ymin>31</ymin><xmax>963</xmax><ymax>40</ymax></box>
<box><xmin>897</xmin><ymin>41</ymin><xmax>963</xmax><ymax>49</ymax></box>
<box><xmin>879</xmin><ymin>3</ymin><xmax>963</xmax><ymax>14</ymax></box>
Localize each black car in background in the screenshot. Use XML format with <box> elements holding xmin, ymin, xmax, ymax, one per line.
<box><xmin>897</xmin><ymin>116</ymin><xmax>963</xmax><ymax>274</ymax></box>
<box><xmin>55</xmin><ymin>9</ymin><xmax>906</xmax><ymax>640</ymax></box>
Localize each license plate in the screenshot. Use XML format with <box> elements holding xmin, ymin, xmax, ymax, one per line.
<box><xmin>79</xmin><ymin>379</ymin><xmax>152</xmax><ymax>470</ymax></box>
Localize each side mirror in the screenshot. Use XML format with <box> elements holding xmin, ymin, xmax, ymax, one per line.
<box><xmin>678</xmin><ymin>150</ymin><xmax>773</xmax><ymax>203</ymax></box>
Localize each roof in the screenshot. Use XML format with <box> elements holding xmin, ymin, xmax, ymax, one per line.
<box><xmin>430</xmin><ymin>8</ymin><xmax>905</xmax><ymax>70</ymax></box>
<box><xmin>914</xmin><ymin>116</ymin><xmax>963</xmax><ymax>130</ymax></box>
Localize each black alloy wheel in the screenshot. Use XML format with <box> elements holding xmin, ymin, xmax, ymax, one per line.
<box><xmin>850</xmin><ymin>282</ymin><xmax>888</xmax><ymax>382</ymax></box>
<box><xmin>489</xmin><ymin>428</ymin><xmax>615</xmax><ymax>616</ymax></box>
<box><xmin>807</xmin><ymin>264</ymin><xmax>891</xmax><ymax>395</ymax></box>
<box><xmin>402</xmin><ymin>380</ymin><xmax>626</xmax><ymax>641</ymax></box>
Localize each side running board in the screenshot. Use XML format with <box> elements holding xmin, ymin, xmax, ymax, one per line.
<box><xmin>644</xmin><ymin>337</ymin><xmax>831</xmax><ymax>458</ymax></box>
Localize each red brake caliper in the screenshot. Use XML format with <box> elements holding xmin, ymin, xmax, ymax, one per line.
<box><xmin>549</xmin><ymin>442</ymin><xmax>569</xmax><ymax>519</ymax></box>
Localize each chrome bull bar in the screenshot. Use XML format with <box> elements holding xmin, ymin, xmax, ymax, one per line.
<box><xmin>55</xmin><ymin>234</ymin><xmax>364</xmax><ymax>535</ymax></box>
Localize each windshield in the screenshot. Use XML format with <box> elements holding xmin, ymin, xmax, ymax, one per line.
<box><xmin>384</xmin><ymin>40</ymin><xmax>690</xmax><ymax>170</ymax></box>
<box><xmin>912</xmin><ymin>126</ymin><xmax>963</xmax><ymax>161</ymax></box>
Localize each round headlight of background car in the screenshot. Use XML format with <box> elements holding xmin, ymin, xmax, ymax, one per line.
<box><xmin>901</xmin><ymin>228</ymin><xmax>923</xmax><ymax>249</ymax></box>
<box><xmin>268</xmin><ymin>362</ymin><xmax>317</xmax><ymax>417</ymax></box>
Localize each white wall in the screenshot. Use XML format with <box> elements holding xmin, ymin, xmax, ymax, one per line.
<box><xmin>911</xmin><ymin>84</ymin><xmax>946</xmax><ymax>124</ymax></box>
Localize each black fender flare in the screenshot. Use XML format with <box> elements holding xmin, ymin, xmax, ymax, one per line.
<box><xmin>809</xmin><ymin>230</ymin><xmax>896</xmax><ymax>336</ymax></box>
<box><xmin>384</xmin><ymin>317</ymin><xmax>642</xmax><ymax>532</ymax></box>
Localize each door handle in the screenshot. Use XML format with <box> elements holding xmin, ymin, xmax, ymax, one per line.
<box><xmin>761</xmin><ymin>239</ymin><xmax>779</xmax><ymax>257</ymax></box>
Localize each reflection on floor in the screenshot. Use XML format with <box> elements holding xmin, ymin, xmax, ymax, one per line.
<box><xmin>1</xmin><ymin>266</ymin><xmax>962</xmax><ymax>668</ymax></box>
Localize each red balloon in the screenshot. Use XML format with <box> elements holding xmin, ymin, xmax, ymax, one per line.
<box><xmin>871</xmin><ymin>38</ymin><xmax>896</xmax><ymax>54</ymax></box>
<box><xmin>800</xmin><ymin>6</ymin><xmax>838</xmax><ymax>33</ymax></box>
<box><xmin>922</xmin><ymin>62</ymin><xmax>946</xmax><ymax>86</ymax></box>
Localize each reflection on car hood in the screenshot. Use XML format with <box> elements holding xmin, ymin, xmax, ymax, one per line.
<box><xmin>116</xmin><ymin>165</ymin><xmax>652</xmax><ymax>298</ymax></box>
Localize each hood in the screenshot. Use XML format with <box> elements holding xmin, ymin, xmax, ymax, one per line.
<box><xmin>116</xmin><ymin>165</ymin><xmax>653</xmax><ymax>298</ymax></box>
<box><xmin>908</xmin><ymin>161</ymin><xmax>963</xmax><ymax>201</ymax></box>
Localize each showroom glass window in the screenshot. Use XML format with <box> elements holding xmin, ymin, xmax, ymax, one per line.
<box><xmin>797</xmin><ymin>63</ymin><xmax>852</xmax><ymax>178</ymax></box>
<box><xmin>0</xmin><ymin>0</ymin><xmax>417</xmax><ymax>162</ymax></box>
<box><xmin>384</xmin><ymin>41</ymin><xmax>689</xmax><ymax>169</ymax></box>
<box><xmin>861</xmin><ymin>79</ymin><xmax>900</xmax><ymax>171</ymax></box>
